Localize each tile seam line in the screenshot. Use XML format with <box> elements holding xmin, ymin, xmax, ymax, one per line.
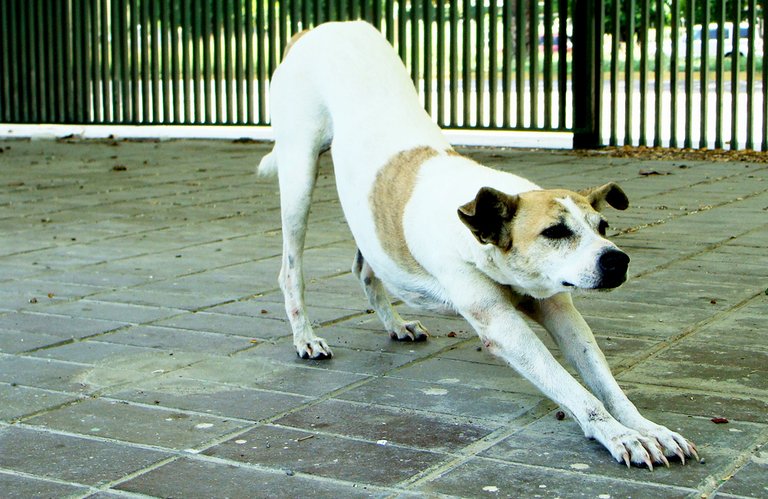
<box><xmin>615</xmin><ymin>185</ymin><xmax>768</xmax><ymax>237</ymax></box>
<box><xmin>697</xmin><ymin>424</ymin><xmax>768</xmax><ymax>498</ymax></box>
<box><xmin>612</xmin><ymin>290</ymin><xmax>766</xmax><ymax>377</ymax></box>
<box><xmin>0</xmin><ymin>467</ymin><xmax>102</xmax><ymax>495</ymax></box>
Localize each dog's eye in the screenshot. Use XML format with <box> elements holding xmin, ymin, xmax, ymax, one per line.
<box><xmin>598</xmin><ymin>220</ymin><xmax>609</xmax><ymax>236</ymax></box>
<box><xmin>541</xmin><ymin>223</ymin><xmax>573</xmax><ymax>240</ymax></box>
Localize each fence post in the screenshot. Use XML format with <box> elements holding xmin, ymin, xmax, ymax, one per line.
<box><xmin>572</xmin><ymin>0</ymin><xmax>604</xmax><ymax>149</ymax></box>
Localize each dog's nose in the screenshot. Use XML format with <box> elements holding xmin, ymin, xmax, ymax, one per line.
<box><xmin>598</xmin><ymin>249</ymin><xmax>630</xmax><ymax>273</ymax></box>
<box><xmin>596</xmin><ymin>250</ymin><xmax>630</xmax><ymax>289</ymax></box>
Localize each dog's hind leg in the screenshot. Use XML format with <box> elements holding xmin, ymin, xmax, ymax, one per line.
<box><xmin>352</xmin><ymin>250</ymin><xmax>429</xmax><ymax>342</ymax></box>
<box><xmin>275</xmin><ymin>143</ymin><xmax>332</xmax><ymax>359</ymax></box>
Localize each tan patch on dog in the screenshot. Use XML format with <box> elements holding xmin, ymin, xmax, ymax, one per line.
<box><xmin>283</xmin><ymin>30</ymin><xmax>309</xmax><ymax>58</ymax></box>
<box><xmin>370</xmin><ymin>146</ymin><xmax>441</xmax><ymax>272</ymax></box>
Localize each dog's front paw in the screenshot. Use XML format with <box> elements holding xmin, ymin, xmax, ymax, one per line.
<box><xmin>389</xmin><ymin>321</ymin><xmax>429</xmax><ymax>342</ymax></box>
<box><xmin>296</xmin><ymin>337</ymin><xmax>333</xmax><ymax>360</ymax></box>
<box><xmin>633</xmin><ymin>421</ymin><xmax>699</xmax><ymax>464</ymax></box>
<box><xmin>590</xmin><ymin>419</ymin><xmax>671</xmax><ymax>470</ymax></box>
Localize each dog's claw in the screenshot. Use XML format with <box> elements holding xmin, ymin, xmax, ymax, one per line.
<box><xmin>675</xmin><ymin>446</ymin><xmax>686</xmax><ymax>465</ymax></box>
<box><xmin>390</xmin><ymin>321</ymin><xmax>429</xmax><ymax>342</ymax></box>
<box><xmin>295</xmin><ymin>337</ymin><xmax>333</xmax><ymax>360</ymax></box>
<box><xmin>622</xmin><ymin>451</ymin><xmax>631</xmax><ymax>468</ymax></box>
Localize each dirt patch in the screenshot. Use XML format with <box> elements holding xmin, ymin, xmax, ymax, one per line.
<box><xmin>575</xmin><ymin>145</ymin><xmax>768</xmax><ymax>163</ymax></box>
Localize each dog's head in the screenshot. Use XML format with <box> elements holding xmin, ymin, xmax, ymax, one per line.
<box><xmin>458</xmin><ymin>183</ymin><xmax>630</xmax><ymax>298</ymax></box>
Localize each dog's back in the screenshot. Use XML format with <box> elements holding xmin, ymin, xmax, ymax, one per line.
<box><xmin>265</xmin><ymin>21</ymin><xmax>449</xmax><ymax>178</ymax></box>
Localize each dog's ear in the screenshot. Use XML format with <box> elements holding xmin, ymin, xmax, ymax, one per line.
<box><xmin>458</xmin><ymin>187</ymin><xmax>519</xmax><ymax>249</ymax></box>
<box><xmin>579</xmin><ymin>182</ymin><xmax>629</xmax><ymax>211</ymax></box>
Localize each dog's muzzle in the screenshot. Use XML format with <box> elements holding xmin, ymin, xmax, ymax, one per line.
<box><xmin>595</xmin><ymin>249</ymin><xmax>630</xmax><ymax>289</ymax></box>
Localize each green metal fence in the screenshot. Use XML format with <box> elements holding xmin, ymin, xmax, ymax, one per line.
<box><xmin>0</xmin><ymin>0</ymin><xmax>766</xmax><ymax>150</ymax></box>
<box><xmin>0</xmin><ymin>1</ymin><xmax>574</xmax><ymax>134</ymax></box>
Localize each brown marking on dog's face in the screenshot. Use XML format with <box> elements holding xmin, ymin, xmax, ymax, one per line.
<box><xmin>370</xmin><ymin>146</ymin><xmax>441</xmax><ymax>272</ymax></box>
<box><xmin>282</xmin><ymin>30</ymin><xmax>310</xmax><ymax>58</ymax></box>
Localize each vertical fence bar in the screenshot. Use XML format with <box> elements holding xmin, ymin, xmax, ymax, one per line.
<box><xmin>72</xmin><ymin>0</ymin><xmax>83</xmax><ymax>122</ymax></box>
<box><xmin>714</xmin><ymin>0</ymin><xmax>725</xmax><ymax>149</ymax></box>
<box><xmin>423</xmin><ymin>0</ymin><xmax>433</xmax><ymax>117</ymax></box>
<box><xmin>251</xmin><ymin>0</ymin><xmax>261</xmax><ymax>124</ymax></box>
<box><xmin>528</xmin><ymin>0</ymin><xmax>538</xmax><ymax>128</ymax></box>
<box><xmin>142</xmin><ymin>0</ymin><xmax>151</xmax><ymax>122</ymax></box>
<box><xmin>623</xmin><ymin>0</ymin><xmax>635</xmax><ymax>145</ymax></box>
<box><xmin>151</xmin><ymin>0</ymin><xmax>161</xmax><ymax>123</ymax></box>
<box><xmin>161</xmin><ymin>0</ymin><xmax>170</xmax><ymax>122</ymax></box>
<box><xmin>88</xmin><ymin>0</ymin><xmax>99</xmax><ymax>123</ymax></box>
<box><xmin>225</xmin><ymin>0</ymin><xmax>235</xmax><ymax>123</ymax></box>
<box><xmin>462</xmin><ymin>0</ymin><xmax>471</xmax><ymax>126</ymax></box>
<box><xmin>699</xmin><ymin>0</ymin><xmax>709</xmax><ymax>148</ymax></box>
<box><xmin>763</xmin><ymin>0</ymin><xmax>768</xmax><ymax>149</ymax></box>
<box><xmin>573</xmin><ymin>0</ymin><xmax>603</xmax><ymax>148</ymax></box>
<box><xmin>204</xmin><ymin>0</ymin><xmax>213</xmax><ymax>123</ymax></box>
<box><xmin>542</xmin><ymin>0</ymin><xmax>552</xmax><ymax>129</ymax></box>
<box><xmin>730</xmin><ymin>0</ymin><xmax>741</xmax><ymax>150</ymax></box>
<box><xmin>515</xmin><ymin>0</ymin><xmax>524</xmax><ymax>126</ymax></box>
<box><xmin>638</xmin><ymin>0</ymin><xmax>649</xmax><ymax>146</ymax></box>
<box><xmin>609</xmin><ymin>0</ymin><xmax>619</xmax><ymax>145</ymax></box>
<box><xmin>30</xmin><ymin>0</ymin><xmax>48</xmax><ymax>123</ymax></box>
<box><xmin>214</xmin><ymin>0</ymin><xmax>223</xmax><ymax>123</ymax></box>
<box><xmin>260</xmin><ymin>0</ymin><xmax>271</xmax><ymax>123</ymax></box>
<box><xmin>436</xmin><ymin>0</ymin><xmax>445</xmax><ymax>125</ymax></box>
<box><xmin>746</xmin><ymin>0</ymin><xmax>756</xmax><ymax>150</ymax></box>
<box><xmin>488</xmin><ymin>0</ymin><xmax>498</xmax><ymax>127</ymax></box>
<box><xmin>502</xmin><ymin>0</ymin><xmax>512</xmax><ymax>128</ymax></box>
<box><xmin>193</xmin><ymin>0</ymin><xmax>203</xmax><ymax>123</ymax></box>
<box><xmin>184</xmin><ymin>0</ymin><xmax>194</xmax><ymax>123</ymax></box>
<box><xmin>557</xmin><ymin>0</ymin><xmax>567</xmax><ymax>129</ymax></box>
<box><xmin>100</xmin><ymin>0</ymin><xmax>111</xmax><ymax>122</ymax></box>
<box><xmin>29</xmin><ymin>0</ymin><xmax>42</xmax><ymax>123</ymax></box>
<box><xmin>449</xmin><ymin>0</ymin><xmax>458</xmax><ymax>126</ymax></box>
<box><xmin>235</xmin><ymin>0</ymin><xmax>244</xmax><ymax>124</ymax></box>
<box><xmin>410</xmin><ymin>0</ymin><xmax>420</xmax><ymax>95</ymax></box>
<box><xmin>653</xmin><ymin>0</ymin><xmax>664</xmax><ymax>147</ymax></box>
<box><xmin>0</xmin><ymin>1</ymin><xmax>7</xmax><ymax>122</ymax></box>
<box><xmin>475</xmin><ymin>0</ymin><xmax>484</xmax><ymax>126</ymax></box>
<box><xmin>669</xmin><ymin>0</ymin><xmax>679</xmax><ymax>147</ymax></box>
<box><xmin>684</xmin><ymin>0</ymin><xmax>694</xmax><ymax>148</ymax></box>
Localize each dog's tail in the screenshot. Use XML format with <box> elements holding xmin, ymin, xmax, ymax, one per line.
<box><xmin>257</xmin><ymin>151</ymin><xmax>278</xmax><ymax>177</ymax></box>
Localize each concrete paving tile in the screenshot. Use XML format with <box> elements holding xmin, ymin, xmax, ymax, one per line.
<box><xmin>247</xmin><ymin>340</ymin><xmax>418</xmax><ymax>376</ymax></box>
<box><xmin>388</xmin><ymin>357</ymin><xmax>541</xmax><ymax>395</ymax></box>
<box><xmin>0</xmin><ymin>329</ymin><xmax>67</xmax><ymax>353</ymax></box>
<box><xmin>115</xmin><ymin>456</ymin><xmax>385</xmax><ymax>498</ymax></box>
<box><xmin>98</xmin><ymin>324</ymin><xmax>252</xmax><ymax>355</ymax></box>
<box><xmin>0</xmin><ymin>311</ymin><xmax>124</xmax><ymax>339</ymax></box>
<box><xmin>0</xmin><ymin>425</ymin><xmax>170</xmax><ymax>486</ymax></box>
<box><xmin>107</xmin><ymin>377</ymin><xmax>310</xmax><ymax>422</ymax></box>
<box><xmin>0</xmin><ymin>471</ymin><xmax>89</xmax><ymax>499</ymax></box>
<box><xmin>480</xmin><ymin>411</ymin><xmax>762</xmax><ymax>489</ymax></box>
<box><xmin>313</xmin><ymin>320</ymin><xmax>467</xmax><ymax>356</ymax></box>
<box><xmin>28</xmin><ymin>340</ymin><xmax>158</xmax><ymax>364</ymax></box>
<box><xmin>0</xmin><ymin>384</ymin><xmax>78</xmax><ymax>422</ymax></box>
<box><xmin>25</xmin><ymin>397</ymin><xmax>251</xmax><ymax>450</ymax></box>
<box><xmin>174</xmin><ymin>356</ymin><xmax>367</xmax><ymax>397</ymax></box>
<box><xmin>716</xmin><ymin>446</ymin><xmax>768</xmax><ymax>498</ymax></box>
<box><xmin>0</xmin><ymin>355</ymin><xmax>95</xmax><ymax>392</ymax></box>
<box><xmin>203</xmin><ymin>424</ymin><xmax>446</xmax><ymax>487</ymax></box>
<box><xmin>624</xmin><ymin>384</ymin><xmax>768</xmax><ymax>424</ymax></box>
<box><xmin>42</xmin><ymin>299</ymin><xmax>183</xmax><ymax>325</ymax></box>
<box><xmin>93</xmin><ymin>287</ymin><xmax>243</xmax><ymax>311</ymax></box>
<box><xmin>274</xmin><ymin>398</ymin><xmax>501</xmax><ymax>453</ymax></box>
<box><xmin>620</xmin><ymin>357</ymin><xmax>768</xmax><ymax>398</ymax></box>
<box><xmin>415</xmin><ymin>457</ymin><xmax>698</xmax><ymax>498</ymax></box>
<box><xmin>338</xmin><ymin>376</ymin><xmax>544</xmax><ymax>424</ymax></box>
<box><xmin>152</xmin><ymin>310</ymin><xmax>292</xmax><ymax>340</ymax></box>
<box><xmin>653</xmin><ymin>340</ymin><xmax>768</xmax><ymax>373</ymax></box>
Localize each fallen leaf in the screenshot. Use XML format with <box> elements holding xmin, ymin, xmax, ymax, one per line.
<box><xmin>711</xmin><ymin>417</ymin><xmax>729</xmax><ymax>424</ymax></box>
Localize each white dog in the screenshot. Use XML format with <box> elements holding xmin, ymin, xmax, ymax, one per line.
<box><xmin>259</xmin><ymin>21</ymin><xmax>697</xmax><ymax>469</ymax></box>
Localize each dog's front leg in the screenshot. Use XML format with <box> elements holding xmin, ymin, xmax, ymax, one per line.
<box><xmin>531</xmin><ymin>293</ymin><xmax>698</xmax><ymax>464</ymax></box>
<box><xmin>453</xmin><ymin>283</ymin><xmax>670</xmax><ymax>469</ymax></box>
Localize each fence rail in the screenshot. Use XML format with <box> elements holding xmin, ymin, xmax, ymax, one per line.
<box><xmin>0</xmin><ymin>0</ymin><xmax>766</xmax><ymax>150</ymax></box>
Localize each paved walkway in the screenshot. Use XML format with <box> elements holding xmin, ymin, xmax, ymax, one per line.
<box><xmin>0</xmin><ymin>138</ymin><xmax>766</xmax><ymax>498</ymax></box>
